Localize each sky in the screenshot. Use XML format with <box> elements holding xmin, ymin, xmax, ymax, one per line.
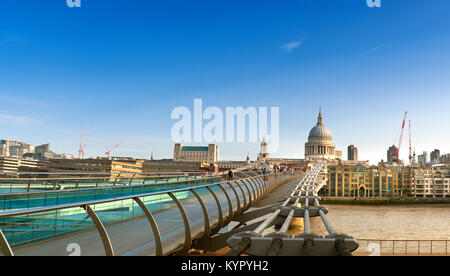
<box><xmin>0</xmin><ymin>0</ymin><xmax>449</xmax><ymax>164</ymax></box>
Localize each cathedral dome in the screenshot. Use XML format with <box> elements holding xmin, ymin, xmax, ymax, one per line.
<box><xmin>309</xmin><ymin>125</ymin><xmax>332</xmax><ymax>139</ymax></box>
<box><xmin>305</xmin><ymin>108</ymin><xmax>338</xmax><ymax>160</ymax></box>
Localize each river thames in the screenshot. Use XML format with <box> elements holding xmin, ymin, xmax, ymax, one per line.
<box><xmin>310</xmin><ymin>204</ymin><xmax>450</xmax><ymax>240</ymax></box>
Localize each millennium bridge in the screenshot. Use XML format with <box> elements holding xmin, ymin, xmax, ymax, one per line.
<box><xmin>0</xmin><ymin>161</ymin><xmax>358</xmax><ymax>256</ymax></box>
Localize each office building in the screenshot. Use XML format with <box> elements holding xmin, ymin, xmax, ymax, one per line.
<box><xmin>0</xmin><ymin>157</ymin><xmax>49</xmax><ymax>175</ymax></box>
<box><xmin>48</xmin><ymin>158</ymin><xmax>143</xmax><ymax>176</ymax></box>
<box><xmin>174</xmin><ymin>144</ymin><xmax>219</xmax><ymax>163</ymax></box>
<box><xmin>35</xmin><ymin>144</ymin><xmax>51</xmax><ymax>154</ymax></box>
<box><xmin>418</xmin><ymin>151</ymin><xmax>429</xmax><ymax>166</ymax></box>
<box><xmin>430</xmin><ymin>149</ymin><xmax>441</xmax><ymax>164</ymax></box>
<box><xmin>348</xmin><ymin>145</ymin><xmax>358</xmax><ymax>161</ymax></box>
<box><xmin>387</xmin><ymin>145</ymin><xmax>398</xmax><ymax>164</ymax></box>
<box><xmin>0</xmin><ymin>140</ymin><xmax>34</xmax><ymax>157</ymax></box>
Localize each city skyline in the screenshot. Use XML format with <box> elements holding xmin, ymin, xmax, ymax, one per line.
<box><xmin>1</xmin><ymin>0</ymin><xmax>449</xmax><ymax>164</ymax></box>
<box><xmin>1</xmin><ymin>106</ymin><xmax>448</xmax><ymax>165</ymax></box>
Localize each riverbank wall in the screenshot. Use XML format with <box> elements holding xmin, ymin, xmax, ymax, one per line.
<box><xmin>320</xmin><ymin>197</ymin><xmax>450</xmax><ymax>205</ymax></box>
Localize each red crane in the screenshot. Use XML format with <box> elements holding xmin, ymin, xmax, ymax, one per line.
<box><xmin>409</xmin><ymin>120</ymin><xmax>413</xmax><ymax>166</ymax></box>
<box><xmin>393</xmin><ymin>112</ymin><xmax>408</xmax><ymax>164</ymax></box>
<box><xmin>78</xmin><ymin>127</ymin><xmax>84</xmax><ymax>159</ymax></box>
<box><xmin>105</xmin><ymin>141</ymin><xmax>124</xmax><ymax>158</ymax></box>
<box><xmin>78</xmin><ymin>127</ymin><xmax>91</xmax><ymax>159</ymax></box>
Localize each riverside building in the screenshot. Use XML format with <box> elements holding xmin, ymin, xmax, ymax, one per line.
<box><xmin>326</xmin><ymin>161</ymin><xmax>412</xmax><ymax>198</ymax></box>
<box><xmin>411</xmin><ymin>165</ymin><xmax>450</xmax><ymax>198</ymax></box>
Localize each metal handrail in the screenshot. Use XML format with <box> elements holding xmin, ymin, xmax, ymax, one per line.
<box><xmin>0</xmin><ymin>166</ymin><xmax>270</xmax><ymax>179</ymax></box>
<box><xmin>0</xmin><ymin>171</ymin><xmax>210</xmax><ymax>176</ymax></box>
<box><xmin>0</xmin><ymin>175</ymin><xmax>221</xmax><ymax>197</ymax></box>
<box><xmin>0</xmin><ymin>172</ymin><xmax>289</xmax><ymax>218</ymax></box>
<box><xmin>0</xmin><ymin>171</ymin><xmax>299</xmax><ymax>256</ymax></box>
<box><xmin>0</xmin><ymin>173</ymin><xmax>211</xmax><ymax>182</ymax></box>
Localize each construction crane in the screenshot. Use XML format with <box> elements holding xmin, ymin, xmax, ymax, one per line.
<box><xmin>78</xmin><ymin>127</ymin><xmax>91</xmax><ymax>159</ymax></box>
<box><xmin>393</xmin><ymin>111</ymin><xmax>408</xmax><ymax>164</ymax></box>
<box><xmin>78</xmin><ymin>127</ymin><xmax>84</xmax><ymax>159</ymax></box>
<box><xmin>409</xmin><ymin>120</ymin><xmax>413</xmax><ymax>166</ymax></box>
<box><xmin>105</xmin><ymin>141</ymin><xmax>124</xmax><ymax>158</ymax></box>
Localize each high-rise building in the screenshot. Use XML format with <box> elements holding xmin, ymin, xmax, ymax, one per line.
<box><xmin>387</xmin><ymin>145</ymin><xmax>398</xmax><ymax>164</ymax></box>
<box><xmin>173</xmin><ymin>144</ymin><xmax>219</xmax><ymax>163</ymax></box>
<box><xmin>430</xmin><ymin>149</ymin><xmax>441</xmax><ymax>164</ymax></box>
<box><xmin>0</xmin><ymin>140</ymin><xmax>8</xmax><ymax>157</ymax></box>
<box><xmin>35</xmin><ymin>144</ymin><xmax>50</xmax><ymax>154</ymax></box>
<box><xmin>348</xmin><ymin>145</ymin><xmax>358</xmax><ymax>161</ymax></box>
<box><xmin>418</xmin><ymin>151</ymin><xmax>429</xmax><ymax>166</ymax></box>
<box><xmin>441</xmin><ymin>154</ymin><xmax>450</xmax><ymax>164</ymax></box>
<box><xmin>0</xmin><ymin>139</ymin><xmax>34</xmax><ymax>157</ymax></box>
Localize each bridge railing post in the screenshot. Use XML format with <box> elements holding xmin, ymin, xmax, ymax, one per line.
<box><xmin>168</xmin><ymin>192</ymin><xmax>192</xmax><ymax>255</ymax></box>
<box><xmin>189</xmin><ymin>189</ymin><xmax>211</xmax><ymax>240</ymax></box>
<box><xmin>133</xmin><ymin>197</ymin><xmax>164</xmax><ymax>256</ymax></box>
<box><xmin>233</xmin><ymin>181</ymin><xmax>248</xmax><ymax>211</ymax></box>
<box><xmin>82</xmin><ymin>204</ymin><xmax>115</xmax><ymax>256</ymax></box>
<box><xmin>244</xmin><ymin>179</ymin><xmax>257</xmax><ymax>204</ymax></box>
<box><xmin>206</xmin><ymin>187</ymin><xmax>224</xmax><ymax>235</ymax></box>
<box><xmin>226</xmin><ymin>182</ymin><xmax>242</xmax><ymax>217</ymax></box>
<box><xmin>0</xmin><ymin>229</ymin><xmax>13</xmax><ymax>256</ymax></box>
<box><xmin>217</xmin><ymin>184</ymin><xmax>234</xmax><ymax>225</ymax></box>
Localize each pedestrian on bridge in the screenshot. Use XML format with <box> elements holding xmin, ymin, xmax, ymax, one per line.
<box><xmin>228</xmin><ymin>170</ymin><xmax>234</xmax><ymax>180</ymax></box>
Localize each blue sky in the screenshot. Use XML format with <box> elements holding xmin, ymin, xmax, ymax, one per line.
<box><xmin>0</xmin><ymin>0</ymin><xmax>449</xmax><ymax>164</ymax></box>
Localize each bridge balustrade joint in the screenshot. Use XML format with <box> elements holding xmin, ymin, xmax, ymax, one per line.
<box><xmin>286</xmin><ymin>195</ymin><xmax>321</xmax><ymax>204</ymax></box>
<box><xmin>272</xmin><ymin>205</ymin><xmax>328</xmax><ymax>218</ymax></box>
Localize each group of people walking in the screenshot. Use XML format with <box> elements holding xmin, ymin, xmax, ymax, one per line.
<box><xmin>226</xmin><ymin>165</ymin><xmax>292</xmax><ymax>180</ymax></box>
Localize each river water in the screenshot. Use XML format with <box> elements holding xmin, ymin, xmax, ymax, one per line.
<box><xmin>310</xmin><ymin>204</ymin><xmax>450</xmax><ymax>240</ymax></box>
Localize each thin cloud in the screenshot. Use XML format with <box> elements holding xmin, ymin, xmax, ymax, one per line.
<box><xmin>281</xmin><ymin>40</ymin><xmax>303</xmax><ymax>53</ymax></box>
<box><xmin>0</xmin><ymin>94</ymin><xmax>48</xmax><ymax>107</ymax></box>
<box><xmin>366</xmin><ymin>44</ymin><xmax>390</xmax><ymax>54</ymax></box>
<box><xmin>0</xmin><ymin>112</ymin><xmax>44</xmax><ymax>126</ymax></box>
